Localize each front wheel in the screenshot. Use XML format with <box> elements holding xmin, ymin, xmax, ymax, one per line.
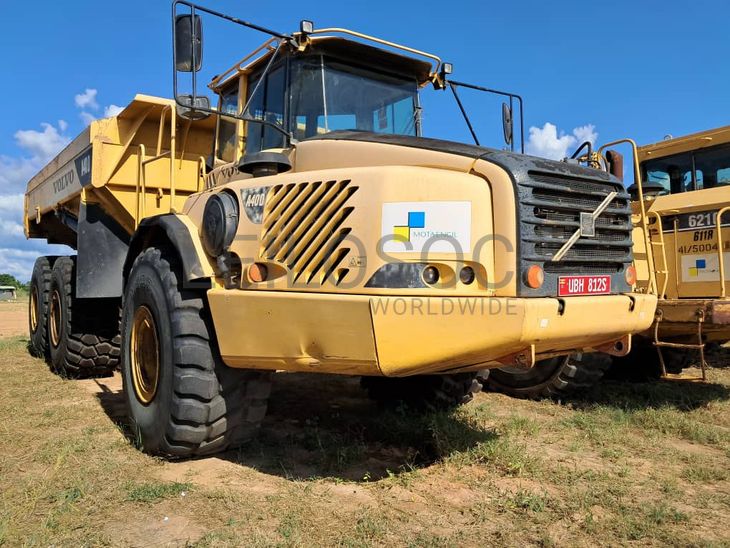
<box><xmin>481</xmin><ymin>353</ymin><xmax>611</xmax><ymax>400</ymax></box>
<box><xmin>121</xmin><ymin>247</ymin><xmax>271</xmax><ymax>457</ymax></box>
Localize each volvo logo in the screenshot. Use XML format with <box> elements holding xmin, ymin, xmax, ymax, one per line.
<box><xmin>579</xmin><ymin>211</ymin><xmax>596</xmax><ymax>237</ymax></box>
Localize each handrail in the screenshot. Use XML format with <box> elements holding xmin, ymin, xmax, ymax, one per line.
<box><xmin>135</xmin><ymin>144</ymin><xmax>146</xmax><ymax>226</ymax></box>
<box><xmin>197</xmin><ymin>156</ymin><xmax>206</xmax><ymax>192</ymax></box>
<box><xmin>135</xmin><ymin>104</ymin><xmax>178</xmax><ymax>223</ymax></box>
<box><xmin>308</xmin><ymin>27</ymin><xmax>442</xmax><ymax>76</ymax></box>
<box><xmin>715</xmin><ymin>206</ymin><xmax>730</xmax><ymax>297</ymax></box>
<box><xmin>598</xmin><ymin>138</ymin><xmax>657</xmax><ymax>295</ymax></box>
<box><xmin>209</xmin><ymin>38</ymin><xmax>279</xmax><ymax>89</ymax></box>
<box><xmin>648</xmin><ymin>211</ymin><xmax>670</xmax><ymax>297</ymax></box>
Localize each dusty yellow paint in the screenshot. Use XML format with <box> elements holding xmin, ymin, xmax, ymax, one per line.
<box><xmin>631</xmin><ymin>126</ymin><xmax>730</xmax><ymax>343</ymax></box>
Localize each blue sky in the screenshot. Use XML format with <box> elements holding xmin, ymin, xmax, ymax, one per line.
<box><xmin>1</xmin><ymin>0</ymin><xmax>728</xmax><ymax>280</ymax></box>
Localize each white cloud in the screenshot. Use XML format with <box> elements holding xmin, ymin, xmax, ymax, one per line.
<box><xmin>80</xmin><ymin>111</ymin><xmax>96</xmax><ymax>126</ymax></box>
<box><xmin>0</xmin><ymin>246</ymin><xmax>69</xmax><ymax>283</ymax></box>
<box><xmin>14</xmin><ymin>123</ymin><xmax>70</xmax><ymax>163</ymax></box>
<box><xmin>0</xmin><ymin>122</ymin><xmax>70</xmax><ymax>193</ymax></box>
<box><xmin>0</xmin><ymin>156</ymin><xmax>42</xmax><ymax>192</ymax></box>
<box><xmin>1</xmin><ymin>88</ymin><xmax>124</xmax><ymax>281</ymax></box>
<box><xmin>572</xmin><ymin>124</ymin><xmax>598</xmax><ymax>147</ymax></box>
<box><xmin>104</xmin><ymin>104</ymin><xmax>124</xmax><ymax>117</ymax></box>
<box><xmin>526</xmin><ymin>122</ymin><xmax>598</xmax><ymax>161</ymax></box>
<box><xmin>0</xmin><ymin>119</ymin><xmax>73</xmax><ymax>281</ymax></box>
<box><xmin>74</xmin><ymin>88</ymin><xmax>99</xmax><ymax>110</ymax></box>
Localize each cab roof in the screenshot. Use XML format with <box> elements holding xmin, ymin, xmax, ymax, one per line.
<box><xmin>638</xmin><ymin>124</ymin><xmax>730</xmax><ymax>162</ymax></box>
<box><xmin>211</xmin><ymin>36</ymin><xmax>435</xmax><ymax>91</ymax></box>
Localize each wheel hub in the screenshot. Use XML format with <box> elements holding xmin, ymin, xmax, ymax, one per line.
<box><xmin>130</xmin><ymin>305</ymin><xmax>160</xmax><ymax>404</ymax></box>
<box><xmin>30</xmin><ymin>286</ymin><xmax>39</xmax><ymax>333</ymax></box>
<box><xmin>49</xmin><ymin>289</ymin><xmax>61</xmax><ymax>347</ymax></box>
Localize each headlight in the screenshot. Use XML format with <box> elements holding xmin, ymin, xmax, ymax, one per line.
<box><xmin>201</xmin><ymin>192</ymin><xmax>239</xmax><ymax>257</ymax></box>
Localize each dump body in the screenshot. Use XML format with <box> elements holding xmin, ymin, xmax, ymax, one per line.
<box><xmin>25</xmin><ymin>95</ymin><xmax>214</xmax><ymax>244</ymax></box>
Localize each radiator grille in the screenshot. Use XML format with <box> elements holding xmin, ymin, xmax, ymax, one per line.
<box><xmin>260</xmin><ymin>179</ymin><xmax>357</xmax><ymax>285</ymax></box>
<box><xmin>520</xmin><ymin>170</ymin><xmax>632</xmax><ymax>277</ymax></box>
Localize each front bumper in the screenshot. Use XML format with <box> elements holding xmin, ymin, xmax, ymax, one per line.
<box><xmin>207</xmin><ymin>290</ymin><xmax>656</xmax><ymax>377</ymax></box>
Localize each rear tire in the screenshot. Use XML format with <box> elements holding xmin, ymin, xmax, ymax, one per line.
<box><xmin>47</xmin><ymin>257</ymin><xmax>120</xmax><ymax>378</ymax></box>
<box><xmin>121</xmin><ymin>247</ymin><xmax>271</xmax><ymax>457</ymax></box>
<box><xmin>29</xmin><ymin>256</ymin><xmax>55</xmax><ymax>358</ymax></box>
<box><xmin>361</xmin><ymin>373</ymin><xmax>482</xmax><ymax>411</ymax></box>
<box><xmin>482</xmin><ymin>354</ymin><xmax>611</xmax><ymax>399</ymax></box>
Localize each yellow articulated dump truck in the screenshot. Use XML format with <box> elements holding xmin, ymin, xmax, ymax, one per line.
<box><xmin>24</xmin><ymin>1</ymin><xmax>655</xmax><ymax>456</ymax></box>
<box><xmin>609</xmin><ymin>127</ymin><xmax>730</xmax><ymax>379</ymax></box>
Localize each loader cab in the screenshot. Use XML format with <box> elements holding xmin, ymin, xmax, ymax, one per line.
<box><xmin>638</xmin><ymin>126</ymin><xmax>730</xmax><ymax>197</ymax></box>
<box><xmin>210</xmin><ymin>37</ymin><xmax>427</xmax><ymax>165</ymax></box>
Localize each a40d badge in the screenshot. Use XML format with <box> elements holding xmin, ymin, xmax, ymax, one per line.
<box><xmin>240</xmin><ymin>186</ymin><xmax>270</xmax><ymax>224</ymax></box>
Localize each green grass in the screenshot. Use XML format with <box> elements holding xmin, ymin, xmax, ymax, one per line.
<box><xmin>1</xmin><ymin>333</ymin><xmax>729</xmax><ymax>546</ymax></box>
<box><xmin>126</xmin><ymin>481</ymin><xmax>192</xmax><ymax>503</ymax></box>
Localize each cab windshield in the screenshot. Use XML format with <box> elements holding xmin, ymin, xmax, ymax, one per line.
<box><xmin>245</xmin><ymin>55</ymin><xmax>419</xmax><ymax>154</ymax></box>
<box><xmin>642</xmin><ymin>143</ymin><xmax>730</xmax><ymax>194</ymax></box>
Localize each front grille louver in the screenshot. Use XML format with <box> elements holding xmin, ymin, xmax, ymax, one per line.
<box><xmin>260</xmin><ymin>179</ymin><xmax>357</xmax><ymax>286</ymax></box>
<box><xmin>520</xmin><ymin>169</ymin><xmax>633</xmax><ymax>278</ymax></box>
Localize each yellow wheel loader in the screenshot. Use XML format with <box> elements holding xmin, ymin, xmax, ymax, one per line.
<box><xmin>24</xmin><ymin>2</ymin><xmax>655</xmax><ymax>456</ymax></box>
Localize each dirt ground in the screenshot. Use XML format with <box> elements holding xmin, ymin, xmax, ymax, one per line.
<box><xmin>0</xmin><ymin>302</ymin><xmax>729</xmax><ymax>546</ymax></box>
<box><xmin>0</xmin><ymin>301</ymin><xmax>27</xmax><ymax>338</ymax></box>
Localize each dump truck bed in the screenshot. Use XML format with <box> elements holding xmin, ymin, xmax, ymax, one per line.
<box><xmin>25</xmin><ymin>94</ymin><xmax>215</xmax><ymax>244</ymax></box>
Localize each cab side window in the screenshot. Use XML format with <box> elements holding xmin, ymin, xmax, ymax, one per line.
<box><xmin>216</xmin><ymin>84</ymin><xmax>239</xmax><ymax>163</ymax></box>
<box><xmin>245</xmin><ymin>65</ymin><xmax>287</xmax><ymax>154</ymax></box>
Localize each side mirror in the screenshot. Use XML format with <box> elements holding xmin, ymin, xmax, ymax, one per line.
<box><xmin>177</xmin><ymin>94</ymin><xmax>210</xmax><ymax>120</ymax></box>
<box><xmin>501</xmin><ymin>103</ymin><xmax>513</xmax><ymax>147</ymax></box>
<box><xmin>175</xmin><ymin>14</ymin><xmax>203</xmax><ymax>72</ymax></box>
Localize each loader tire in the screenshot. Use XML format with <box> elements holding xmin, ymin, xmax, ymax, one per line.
<box><xmin>361</xmin><ymin>373</ymin><xmax>482</xmax><ymax>411</ymax></box>
<box><xmin>481</xmin><ymin>354</ymin><xmax>611</xmax><ymax>400</ymax></box>
<box><xmin>29</xmin><ymin>256</ymin><xmax>56</xmax><ymax>358</ymax></box>
<box><xmin>47</xmin><ymin>257</ymin><xmax>120</xmax><ymax>378</ymax></box>
<box><xmin>121</xmin><ymin>247</ymin><xmax>271</xmax><ymax>457</ymax></box>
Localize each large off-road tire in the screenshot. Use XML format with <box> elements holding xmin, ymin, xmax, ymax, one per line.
<box><xmin>361</xmin><ymin>373</ymin><xmax>482</xmax><ymax>411</ymax></box>
<box><xmin>29</xmin><ymin>256</ymin><xmax>56</xmax><ymax>358</ymax></box>
<box><xmin>47</xmin><ymin>256</ymin><xmax>120</xmax><ymax>378</ymax></box>
<box><xmin>481</xmin><ymin>353</ymin><xmax>611</xmax><ymax>400</ymax></box>
<box><xmin>121</xmin><ymin>247</ymin><xmax>271</xmax><ymax>457</ymax></box>
<box><xmin>607</xmin><ymin>340</ymin><xmax>691</xmax><ymax>381</ymax></box>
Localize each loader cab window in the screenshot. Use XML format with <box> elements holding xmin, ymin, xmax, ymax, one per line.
<box><xmin>642</xmin><ymin>143</ymin><xmax>730</xmax><ymax>194</ymax></box>
<box><xmin>216</xmin><ymin>84</ymin><xmax>239</xmax><ymax>163</ymax></box>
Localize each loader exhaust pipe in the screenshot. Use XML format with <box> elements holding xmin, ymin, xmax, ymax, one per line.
<box><xmin>606</xmin><ymin>149</ymin><xmax>624</xmax><ymax>182</ymax></box>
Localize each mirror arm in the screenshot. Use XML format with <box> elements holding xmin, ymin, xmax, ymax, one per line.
<box><xmin>449</xmin><ymin>83</ymin><xmax>480</xmax><ymax>146</ymax></box>
<box><xmin>173</xmin><ymin>1</ymin><xmax>289</xmax><ymax>40</ymax></box>
<box><xmin>448</xmin><ymin>80</ymin><xmax>525</xmax><ymax>154</ymax></box>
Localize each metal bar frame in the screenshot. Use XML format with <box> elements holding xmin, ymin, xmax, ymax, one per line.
<box><xmin>716</xmin><ymin>206</ymin><xmax>730</xmax><ymax>298</ymax></box>
<box><xmin>448</xmin><ymin>79</ymin><xmax>525</xmax><ymax>154</ymax></box>
<box><xmin>171</xmin><ymin>0</ymin><xmax>292</xmax><ymax>142</ymax></box>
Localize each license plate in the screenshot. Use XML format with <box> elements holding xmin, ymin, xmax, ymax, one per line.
<box><xmin>558</xmin><ymin>275</ymin><xmax>611</xmax><ymax>296</ymax></box>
